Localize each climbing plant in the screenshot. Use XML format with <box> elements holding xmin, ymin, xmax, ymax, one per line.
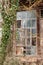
<box><xmin>0</xmin><ymin>0</ymin><xmax>19</xmax><ymax>65</ymax></box>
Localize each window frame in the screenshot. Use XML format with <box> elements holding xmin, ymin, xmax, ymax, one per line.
<box><xmin>16</xmin><ymin>11</ymin><xmax>38</xmax><ymax>56</ymax></box>
<box><xmin>39</xmin><ymin>9</ymin><xmax>43</xmax><ymax>18</ymax></box>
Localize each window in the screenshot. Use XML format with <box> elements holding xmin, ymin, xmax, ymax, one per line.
<box><xmin>41</xmin><ymin>10</ymin><xmax>43</xmax><ymax>18</ymax></box>
<box><xmin>16</xmin><ymin>10</ymin><xmax>37</xmax><ymax>56</ymax></box>
<box><xmin>40</xmin><ymin>9</ymin><xmax>43</xmax><ymax>18</ymax></box>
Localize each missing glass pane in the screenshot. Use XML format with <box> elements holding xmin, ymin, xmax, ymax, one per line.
<box><xmin>24</xmin><ymin>46</ymin><xmax>26</xmax><ymax>49</ymax></box>
<box><xmin>17</xmin><ymin>20</ymin><xmax>21</xmax><ymax>28</ymax></box>
<box><xmin>23</xmin><ymin>51</ymin><xmax>26</xmax><ymax>54</ymax></box>
<box><xmin>32</xmin><ymin>38</ymin><xmax>36</xmax><ymax>46</ymax></box>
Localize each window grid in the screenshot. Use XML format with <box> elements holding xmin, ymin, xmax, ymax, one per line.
<box><xmin>39</xmin><ymin>9</ymin><xmax>43</xmax><ymax>18</ymax></box>
<box><xmin>16</xmin><ymin>11</ymin><xmax>37</xmax><ymax>56</ymax></box>
<box><xmin>16</xmin><ymin>24</ymin><xmax>37</xmax><ymax>56</ymax></box>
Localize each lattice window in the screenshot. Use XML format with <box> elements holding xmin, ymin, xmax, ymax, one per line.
<box><xmin>16</xmin><ymin>10</ymin><xmax>37</xmax><ymax>56</ymax></box>
<box><xmin>40</xmin><ymin>9</ymin><xmax>43</xmax><ymax>18</ymax></box>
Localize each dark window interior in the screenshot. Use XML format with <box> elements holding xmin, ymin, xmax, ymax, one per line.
<box><xmin>32</xmin><ymin>38</ymin><xmax>36</xmax><ymax>46</ymax></box>
<box><xmin>23</xmin><ymin>51</ymin><xmax>26</xmax><ymax>54</ymax></box>
<box><xmin>17</xmin><ymin>20</ymin><xmax>21</xmax><ymax>28</ymax></box>
<box><xmin>41</xmin><ymin>10</ymin><xmax>43</xmax><ymax>17</ymax></box>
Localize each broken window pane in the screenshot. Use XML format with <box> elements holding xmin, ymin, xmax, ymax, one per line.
<box><xmin>23</xmin><ymin>47</ymin><xmax>31</xmax><ymax>55</ymax></box>
<box><xmin>17</xmin><ymin>20</ymin><xmax>21</xmax><ymax>28</ymax></box>
<box><xmin>23</xmin><ymin>51</ymin><xmax>26</xmax><ymax>55</ymax></box>
<box><xmin>32</xmin><ymin>37</ymin><xmax>36</xmax><ymax>46</ymax></box>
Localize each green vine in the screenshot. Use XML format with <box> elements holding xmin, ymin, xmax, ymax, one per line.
<box><xmin>0</xmin><ymin>0</ymin><xmax>19</xmax><ymax>65</ymax></box>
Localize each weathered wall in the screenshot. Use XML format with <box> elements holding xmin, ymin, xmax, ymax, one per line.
<box><xmin>40</xmin><ymin>18</ymin><xmax>43</xmax><ymax>58</ymax></box>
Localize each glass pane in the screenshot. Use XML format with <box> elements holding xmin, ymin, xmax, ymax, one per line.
<box><xmin>27</xmin><ymin>38</ymin><xmax>30</xmax><ymax>45</ymax></box>
<box><xmin>21</xmin><ymin>20</ymin><xmax>27</xmax><ymax>28</ymax></box>
<box><xmin>26</xmin><ymin>47</ymin><xmax>31</xmax><ymax>55</ymax></box>
<box><xmin>32</xmin><ymin>37</ymin><xmax>36</xmax><ymax>46</ymax></box>
<box><xmin>21</xmin><ymin>29</ymin><xmax>25</xmax><ymax>36</ymax></box>
<box><xmin>17</xmin><ymin>12</ymin><xmax>22</xmax><ymax>20</ymax></box>
<box><xmin>22</xmin><ymin>38</ymin><xmax>25</xmax><ymax>45</ymax></box>
<box><xmin>31</xmin><ymin>46</ymin><xmax>36</xmax><ymax>55</ymax></box>
<box><xmin>17</xmin><ymin>20</ymin><xmax>21</xmax><ymax>28</ymax></box>
<box><xmin>16</xmin><ymin>29</ymin><xmax>21</xmax><ymax>44</ymax></box>
<box><xmin>21</xmin><ymin>20</ymin><xmax>32</xmax><ymax>28</ymax></box>
<box><xmin>22</xmin><ymin>12</ymin><xmax>27</xmax><ymax>19</ymax></box>
<box><xmin>32</xmin><ymin>19</ymin><xmax>36</xmax><ymax>27</ymax></box>
<box><xmin>27</xmin><ymin>29</ymin><xmax>30</xmax><ymax>36</ymax></box>
<box><xmin>31</xmin><ymin>10</ymin><xmax>36</xmax><ymax>18</ymax></box>
<box><xmin>17</xmin><ymin>12</ymin><xmax>27</xmax><ymax>20</ymax></box>
<box><xmin>17</xmin><ymin>10</ymin><xmax>36</xmax><ymax>20</ymax></box>
<box><xmin>27</xmin><ymin>10</ymin><xmax>36</xmax><ymax>18</ymax></box>
<box><xmin>27</xmin><ymin>20</ymin><xmax>31</xmax><ymax>27</ymax></box>
<box><xmin>32</xmin><ymin>29</ymin><xmax>37</xmax><ymax>36</ymax></box>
